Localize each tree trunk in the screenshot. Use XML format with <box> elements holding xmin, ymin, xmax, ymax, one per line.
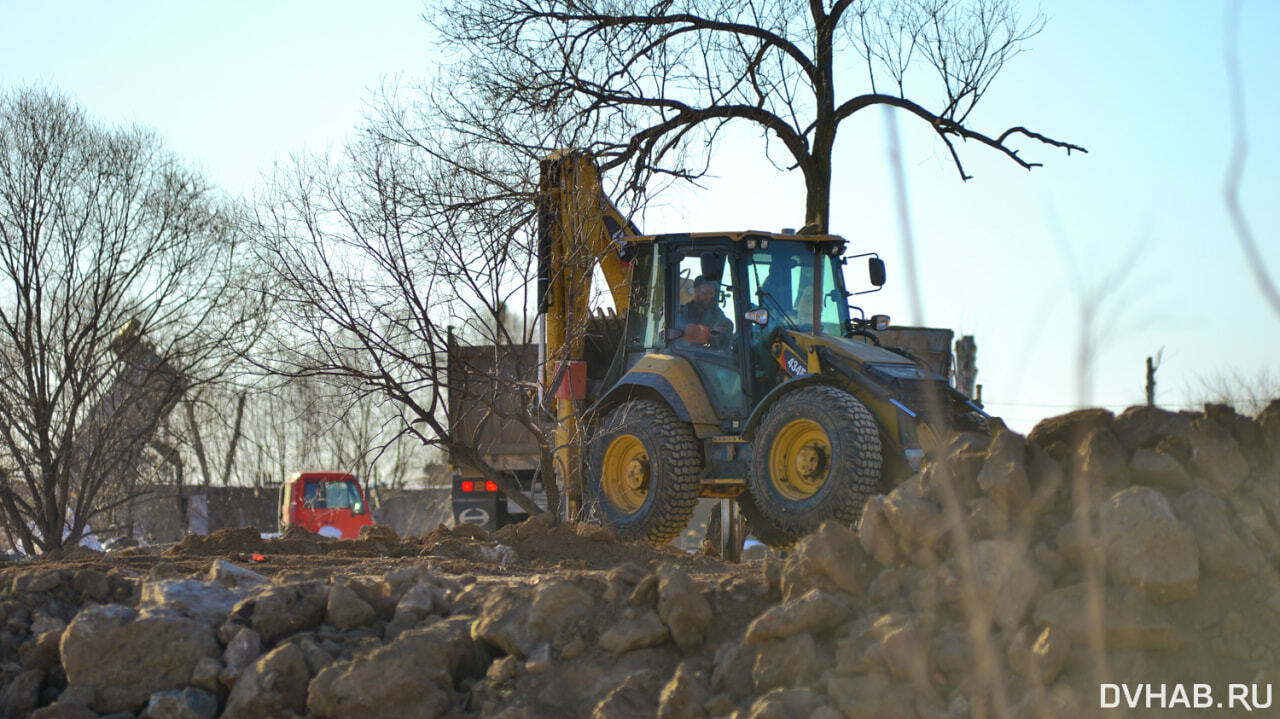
<box><xmin>539</xmin><ymin>446</ymin><xmax>559</xmax><ymax>522</ymax></box>
<box><xmin>220</xmin><ymin>392</ymin><xmax>248</xmax><ymax>485</ymax></box>
<box><xmin>185</xmin><ymin>401</ymin><xmax>213</xmax><ymax>486</ymax></box>
<box><xmin>802</xmin><ymin>163</ymin><xmax>832</xmax><ymax>234</ymax></box>
<box><xmin>804</xmin><ymin>12</ymin><xmax>837</xmax><ymax>235</ymax></box>
<box><xmin>153</xmin><ymin>439</ymin><xmax>186</xmax><ymax>536</ymax></box>
<box><xmin>41</xmin><ymin>462</ymin><xmax>60</xmax><ymax>552</ymax></box>
<box><xmin>801</xmin><ymin>125</ymin><xmax>835</xmax><ymax>234</ymax></box>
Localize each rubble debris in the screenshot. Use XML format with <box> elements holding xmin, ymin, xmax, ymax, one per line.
<box><xmin>0</xmin><ymin>402</ymin><xmax>1277</xmax><ymax>717</ymax></box>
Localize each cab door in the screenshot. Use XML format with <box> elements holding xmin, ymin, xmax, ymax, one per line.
<box><xmin>665</xmin><ymin>242</ymin><xmax>749</xmax><ymax>426</ymax></box>
<box><xmin>294</xmin><ymin>479</ymin><xmax>325</xmax><ymax>532</ymax></box>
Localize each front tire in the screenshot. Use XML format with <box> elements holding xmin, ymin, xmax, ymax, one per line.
<box><xmin>743</xmin><ymin>386</ymin><xmax>881</xmax><ymax>548</ymax></box>
<box><xmin>586</xmin><ymin>400</ymin><xmax>702</xmax><ymax>544</ymax></box>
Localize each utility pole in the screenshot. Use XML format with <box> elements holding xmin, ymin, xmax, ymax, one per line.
<box><xmin>1145</xmin><ymin>356</ymin><xmax>1158</xmax><ymax>406</ymax></box>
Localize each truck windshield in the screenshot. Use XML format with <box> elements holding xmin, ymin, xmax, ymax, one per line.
<box><xmin>304</xmin><ymin>480</ymin><xmax>362</xmax><ymax>510</ymax></box>
<box><xmin>746</xmin><ymin>240</ymin><xmax>847</xmax><ymax>334</ymax></box>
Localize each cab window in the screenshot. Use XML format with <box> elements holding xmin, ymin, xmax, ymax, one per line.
<box><xmin>672</xmin><ymin>250</ymin><xmax>736</xmax><ymax>352</ymax></box>
<box><xmin>303</xmin><ymin>481</ymin><xmax>325</xmax><ymax>509</ymax></box>
<box><xmin>324</xmin><ymin>481</ymin><xmax>361</xmax><ymax>510</ymax></box>
<box><xmin>625</xmin><ymin>243</ymin><xmax>666</xmax><ymax>350</ymax></box>
<box><xmin>819</xmin><ymin>254</ymin><xmax>846</xmax><ymax>335</ymax></box>
<box><xmin>746</xmin><ymin>240</ymin><xmax>816</xmax><ymax>330</ymax></box>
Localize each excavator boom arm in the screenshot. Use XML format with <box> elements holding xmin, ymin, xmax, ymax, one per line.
<box><xmin>537</xmin><ymin>150</ymin><xmax>636</xmax><ymax>316</ymax></box>
<box><xmin>536</xmin><ymin>151</ymin><xmax>638</xmax><ymax>517</ymax></box>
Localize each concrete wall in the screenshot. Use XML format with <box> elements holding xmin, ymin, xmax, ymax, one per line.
<box><xmin>105</xmin><ymin>485</ymin><xmax>453</xmax><ymax>543</ymax></box>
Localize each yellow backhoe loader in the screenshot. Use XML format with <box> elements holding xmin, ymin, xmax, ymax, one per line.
<box><xmin>538</xmin><ymin>151</ymin><xmax>987</xmax><ymax>548</ymax></box>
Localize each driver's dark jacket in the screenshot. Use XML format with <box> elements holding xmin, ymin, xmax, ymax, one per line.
<box><xmin>678</xmin><ymin>301</ymin><xmax>731</xmax><ymax>331</ymax></box>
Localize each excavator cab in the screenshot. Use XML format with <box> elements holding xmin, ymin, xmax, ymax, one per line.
<box><xmin>538</xmin><ymin>151</ymin><xmax>988</xmax><ymax>548</ymax></box>
<box><xmin>620</xmin><ymin>235</ymin><xmax>857</xmax><ymax>422</ymax></box>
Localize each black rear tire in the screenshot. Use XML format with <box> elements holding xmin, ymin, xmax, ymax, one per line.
<box><xmin>743</xmin><ymin>386</ymin><xmax>881</xmax><ymax>548</ymax></box>
<box><xmin>586</xmin><ymin>400</ymin><xmax>702</xmax><ymax>544</ymax></box>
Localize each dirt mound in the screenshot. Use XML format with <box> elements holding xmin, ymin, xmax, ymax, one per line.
<box><xmin>170</xmin><ymin>526</ymin><xmax>277</xmax><ymax>556</ymax></box>
<box><xmin>407</xmin><ymin>513</ymin><xmax>727</xmax><ymax>573</ymax></box>
<box><xmin>2</xmin><ymin>400</ymin><xmax>1279</xmax><ymax>718</ymax></box>
<box><xmin>35</xmin><ymin>545</ymin><xmax>105</xmax><ymax>562</ymax></box>
<box><xmin>490</xmin><ymin>513</ymin><xmax>725</xmax><ymax>572</ymax></box>
<box><xmin>166</xmin><ymin>525</ymin><xmax>425</xmax><ymax>560</ymax></box>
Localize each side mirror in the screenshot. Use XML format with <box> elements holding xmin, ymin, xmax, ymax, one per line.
<box><xmin>868</xmin><ymin>258</ymin><xmax>886</xmax><ymax>287</ymax></box>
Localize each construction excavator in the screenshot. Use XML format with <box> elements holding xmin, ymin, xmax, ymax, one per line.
<box><xmin>534</xmin><ymin>150</ymin><xmax>987</xmax><ymax>548</ymax></box>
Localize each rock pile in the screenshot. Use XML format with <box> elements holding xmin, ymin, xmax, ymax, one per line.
<box><xmin>0</xmin><ymin>400</ymin><xmax>1278</xmax><ymax>718</ymax></box>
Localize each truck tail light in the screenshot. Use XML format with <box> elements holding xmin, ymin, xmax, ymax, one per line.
<box><xmin>485</xmin><ymin>480</ymin><xmax>498</xmax><ymax>492</ymax></box>
<box><xmin>461</xmin><ymin>481</ymin><xmax>475</xmax><ymax>493</ymax></box>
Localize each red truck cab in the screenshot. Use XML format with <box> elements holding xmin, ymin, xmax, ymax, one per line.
<box><xmin>278</xmin><ymin>472</ymin><xmax>375</xmax><ymax>539</ymax></box>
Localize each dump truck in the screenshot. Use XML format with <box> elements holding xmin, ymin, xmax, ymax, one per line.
<box><xmin>446</xmin><ymin>339</ymin><xmax>546</xmax><ymax>532</ymax></box>
<box><xmin>447</xmin><ymin>322</ymin><xmax>627</xmax><ymax>531</ymax></box>
<box><xmin>277</xmin><ymin>471</ymin><xmax>375</xmax><ymax>539</ymax></box>
<box><xmin>536</xmin><ymin>150</ymin><xmax>988</xmax><ymax>548</ymax></box>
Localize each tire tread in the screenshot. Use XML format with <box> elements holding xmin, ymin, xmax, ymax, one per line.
<box><xmin>742</xmin><ymin>386</ymin><xmax>881</xmax><ymax>548</ymax></box>
<box><xmin>587</xmin><ymin>400</ymin><xmax>702</xmax><ymax>544</ymax></box>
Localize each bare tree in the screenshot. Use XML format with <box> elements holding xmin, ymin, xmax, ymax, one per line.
<box><xmin>434</xmin><ymin>0</ymin><xmax>1084</xmax><ymax>232</ymax></box>
<box><xmin>251</xmin><ymin>129</ymin><xmax>573</xmax><ymax>515</ymax></box>
<box><xmin>193</xmin><ymin>376</ymin><xmax>434</xmax><ymax>489</ymax></box>
<box><xmin>0</xmin><ymin>88</ymin><xmax>261</xmax><ymax>552</ymax></box>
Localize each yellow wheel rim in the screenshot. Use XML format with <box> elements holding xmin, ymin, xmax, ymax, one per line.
<box><xmin>601</xmin><ymin>434</ymin><xmax>650</xmax><ymax>513</ymax></box>
<box><xmin>768</xmin><ymin>418</ymin><xmax>831</xmax><ymax>501</ymax></box>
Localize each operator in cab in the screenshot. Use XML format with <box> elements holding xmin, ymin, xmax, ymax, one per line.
<box><xmin>678</xmin><ymin>276</ymin><xmax>733</xmax><ymax>349</ymax></box>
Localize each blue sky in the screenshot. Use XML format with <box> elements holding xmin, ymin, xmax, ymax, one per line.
<box><xmin>3</xmin><ymin>0</ymin><xmax>1277</xmax><ymax>431</ymax></box>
